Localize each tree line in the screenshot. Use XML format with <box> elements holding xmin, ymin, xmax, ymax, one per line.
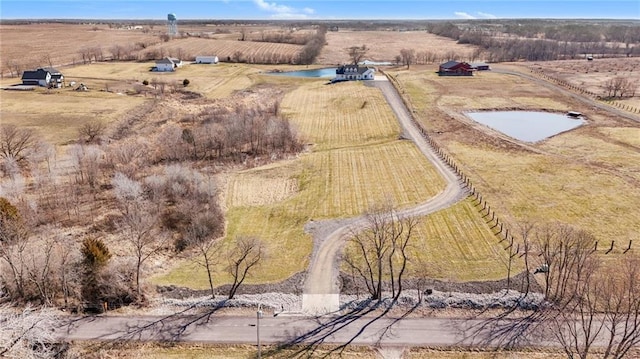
<box><xmin>427</xmin><ymin>21</ymin><xmax>640</xmax><ymax>62</ymax></box>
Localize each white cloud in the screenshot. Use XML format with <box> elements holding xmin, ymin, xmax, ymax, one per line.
<box><xmin>252</xmin><ymin>0</ymin><xmax>315</xmax><ymax>19</ymax></box>
<box><xmin>253</xmin><ymin>0</ymin><xmax>293</xmax><ymax>14</ymax></box>
<box><xmin>454</xmin><ymin>11</ymin><xmax>476</xmax><ymax>19</ymax></box>
<box><xmin>478</xmin><ymin>11</ymin><xmax>498</xmax><ymax>19</ymax></box>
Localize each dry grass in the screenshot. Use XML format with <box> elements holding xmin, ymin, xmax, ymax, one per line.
<box><xmin>0</xmin><ymin>87</ymin><xmax>145</xmax><ymax>144</ymax></box>
<box><xmin>140</xmin><ymin>37</ymin><xmax>303</xmax><ymax>63</ymax></box>
<box><xmin>60</xmin><ymin>61</ymin><xmax>262</xmax><ymax>98</ymax></box>
<box><xmin>281</xmin><ymin>81</ymin><xmax>401</xmax><ymax>150</ymax></box>
<box><xmin>411</xmin><ymin>198</ymin><xmax>519</xmax><ymax>281</ymax></box>
<box><xmin>0</xmin><ymin>23</ymin><xmax>158</xmax><ymax>72</ymax></box>
<box><xmin>392</xmin><ymin>65</ymin><xmax>640</xmax><ymax>256</ymax></box>
<box><xmin>529</xmin><ymin>58</ymin><xmax>640</xmax><ymax>96</ymax></box>
<box><xmin>318</xmin><ymin>31</ymin><xmax>477</xmax><ymax>64</ymax></box>
<box><xmin>71</xmin><ymin>341</ymin><xmax>571</xmax><ymax>359</ymax></box>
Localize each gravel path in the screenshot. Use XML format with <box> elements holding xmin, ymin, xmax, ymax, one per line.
<box><xmin>302</xmin><ymin>76</ymin><xmax>467</xmax><ymax>313</ymax></box>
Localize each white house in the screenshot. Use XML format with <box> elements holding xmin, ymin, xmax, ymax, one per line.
<box><xmin>195</xmin><ymin>56</ymin><xmax>219</xmax><ymax>64</ymax></box>
<box><xmin>334</xmin><ymin>65</ymin><xmax>375</xmax><ymax>81</ymax></box>
<box><xmin>21</xmin><ymin>68</ymin><xmax>64</xmax><ymax>87</ymax></box>
<box><xmin>155</xmin><ymin>57</ymin><xmax>183</xmax><ymax>72</ymax></box>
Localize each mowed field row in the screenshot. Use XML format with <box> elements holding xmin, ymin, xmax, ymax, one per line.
<box><xmin>281</xmin><ymin>81</ymin><xmax>401</xmax><ymax>150</ymax></box>
<box><xmin>142</xmin><ymin>37</ymin><xmax>303</xmax><ymax>62</ymax></box>
<box><xmin>411</xmin><ymin>198</ymin><xmax>516</xmax><ymax>281</ymax></box>
<box><xmin>159</xmin><ymin>76</ymin><xmax>517</xmax><ymax>287</ymax></box>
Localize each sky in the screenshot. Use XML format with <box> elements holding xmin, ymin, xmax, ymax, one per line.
<box><xmin>1</xmin><ymin>0</ymin><xmax>639</xmax><ymax>20</ymax></box>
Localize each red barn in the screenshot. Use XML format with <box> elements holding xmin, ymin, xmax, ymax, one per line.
<box><xmin>438</xmin><ymin>61</ymin><xmax>473</xmax><ymax>76</ymax></box>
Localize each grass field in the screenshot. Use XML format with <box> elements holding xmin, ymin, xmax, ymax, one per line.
<box><xmin>411</xmin><ymin>198</ymin><xmax>518</xmax><ymax>281</ymax></box>
<box><xmin>391</xmin><ymin>65</ymin><xmax>640</xmax><ymax>255</ymax></box>
<box><xmin>0</xmin><ymin>87</ymin><xmax>146</xmax><ymax>144</ymax></box>
<box><xmin>60</xmin><ymin>61</ymin><xmax>262</xmax><ymax>98</ymax></box>
<box><xmin>156</xmin><ymin>79</ymin><xmax>451</xmax><ymax>287</ymax></box>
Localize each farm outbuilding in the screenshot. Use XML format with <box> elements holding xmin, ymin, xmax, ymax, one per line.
<box><xmin>470</xmin><ymin>62</ymin><xmax>490</xmax><ymax>71</ymax></box>
<box><xmin>334</xmin><ymin>65</ymin><xmax>375</xmax><ymax>81</ymax></box>
<box><xmin>195</xmin><ymin>56</ymin><xmax>219</xmax><ymax>64</ymax></box>
<box><xmin>21</xmin><ymin>67</ymin><xmax>64</xmax><ymax>87</ymax></box>
<box><xmin>438</xmin><ymin>61</ymin><xmax>473</xmax><ymax>76</ymax></box>
<box><xmin>155</xmin><ymin>57</ymin><xmax>183</xmax><ymax>72</ymax></box>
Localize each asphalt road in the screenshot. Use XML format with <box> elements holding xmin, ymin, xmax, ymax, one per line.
<box><xmin>54</xmin><ymin>312</ymin><xmax>555</xmax><ymax>348</ymax></box>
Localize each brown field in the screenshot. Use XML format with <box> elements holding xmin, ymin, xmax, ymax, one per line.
<box><xmin>318</xmin><ymin>30</ymin><xmax>477</xmax><ymax>64</ymax></box>
<box><xmin>140</xmin><ymin>37</ymin><xmax>303</xmax><ymax>63</ymax></box>
<box><xmin>0</xmin><ymin>23</ymin><xmax>159</xmax><ymax>74</ymax></box>
<box><xmin>0</xmin><ymin>23</ymin><xmax>477</xmax><ymax>76</ymax></box>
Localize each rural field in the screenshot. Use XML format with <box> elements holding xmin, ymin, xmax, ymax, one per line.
<box><xmin>2</xmin><ymin>21</ymin><xmax>637</xmax><ymax>294</ymax></box>
<box><xmin>318</xmin><ymin>30</ymin><xmax>477</xmax><ymax>64</ymax></box>
<box><xmin>391</xmin><ymin>61</ymin><xmax>640</xmax><ymax>259</ymax></box>
<box><xmin>155</xmin><ymin>78</ymin><xmax>514</xmax><ymax>287</ymax></box>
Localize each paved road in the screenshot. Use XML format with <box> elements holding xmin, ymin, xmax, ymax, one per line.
<box><xmin>54</xmin><ymin>313</ymin><xmax>556</xmax><ymax>349</ymax></box>
<box><xmin>302</xmin><ymin>77</ymin><xmax>466</xmax><ymax>313</ymax></box>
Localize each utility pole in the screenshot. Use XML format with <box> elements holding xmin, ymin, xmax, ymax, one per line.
<box><xmin>257</xmin><ymin>303</ymin><xmax>263</xmax><ymax>359</ymax></box>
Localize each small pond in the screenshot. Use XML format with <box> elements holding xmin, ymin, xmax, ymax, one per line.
<box><xmin>267</xmin><ymin>67</ymin><xmax>337</xmax><ymax>78</ymax></box>
<box><xmin>466</xmin><ymin>111</ymin><xmax>585</xmax><ymax>142</ymax></box>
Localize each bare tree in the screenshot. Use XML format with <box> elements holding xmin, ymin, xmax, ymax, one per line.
<box><xmin>226</xmin><ymin>236</ymin><xmax>265</xmax><ymax>299</ymax></box>
<box><xmin>525</xmin><ymin>224</ymin><xmax>640</xmax><ymax>359</ymax></box>
<box><xmin>399</xmin><ymin>48</ymin><xmax>416</xmax><ymax>69</ymax></box>
<box><xmin>0</xmin><ymin>125</ymin><xmax>38</xmax><ymax>164</ymax></box>
<box><xmin>78</xmin><ymin>120</ymin><xmax>106</xmax><ymax>143</ymax></box>
<box><xmin>603</xmin><ymin>76</ymin><xmax>637</xmax><ymax>98</ymax></box>
<box><xmin>346</xmin><ymin>45</ymin><xmax>369</xmax><ymax>65</ymax></box>
<box><xmin>0</xmin><ymin>305</ymin><xmax>61</xmax><ymax>359</ymax></box>
<box><xmin>186</xmin><ymin>213</ymin><xmax>223</xmax><ymax>299</ymax></box>
<box><xmin>0</xmin><ymin>197</ymin><xmax>29</xmax><ymax>300</ymax></box>
<box><xmin>343</xmin><ymin>204</ymin><xmax>419</xmax><ymax>302</ymax></box>
<box><xmin>112</xmin><ymin>173</ymin><xmax>166</xmax><ymax>298</ymax></box>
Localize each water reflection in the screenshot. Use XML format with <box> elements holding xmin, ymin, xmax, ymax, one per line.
<box><xmin>267</xmin><ymin>68</ymin><xmax>338</xmax><ymax>78</ymax></box>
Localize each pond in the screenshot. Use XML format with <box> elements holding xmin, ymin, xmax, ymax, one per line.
<box><xmin>267</xmin><ymin>67</ymin><xmax>337</xmax><ymax>78</ymax></box>
<box><xmin>466</xmin><ymin>111</ymin><xmax>585</xmax><ymax>142</ymax></box>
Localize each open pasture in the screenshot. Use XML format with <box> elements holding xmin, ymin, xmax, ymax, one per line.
<box><xmin>318</xmin><ymin>30</ymin><xmax>477</xmax><ymax>64</ymax></box>
<box><xmin>392</xmin><ymin>66</ymin><xmax>640</xmax><ymax>254</ymax></box>
<box><xmin>281</xmin><ymin>81</ymin><xmax>401</xmax><ymax>150</ymax></box>
<box><xmin>61</xmin><ymin>61</ymin><xmax>261</xmax><ymax>98</ymax></box>
<box><xmin>0</xmin><ymin>87</ymin><xmax>145</xmax><ymax>144</ymax></box>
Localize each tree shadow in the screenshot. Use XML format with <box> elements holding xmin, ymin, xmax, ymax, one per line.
<box><xmin>262</xmin><ymin>298</ymin><xmax>420</xmax><ymax>358</ymax></box>
<box><xmin>447</xmin><ymin>292</ymin><xmax>549</xmax><ymax>350</ymax></box>
<box><xmin>56</xmin><ymin>301</ymin><xmax>227</xmax><ymax>352</ymax></box>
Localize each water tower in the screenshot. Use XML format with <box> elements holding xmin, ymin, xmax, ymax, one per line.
<box><xmin>167</xmin><ymin>13</ymin><xmax>178</xmax><ymax>37</ymax></box>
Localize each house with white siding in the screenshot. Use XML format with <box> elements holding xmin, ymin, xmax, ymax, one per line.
<box><xmin>21</xmin><ymin>67</ymin><xmax>65</xmax><ymax>87</ymax></box>
<box><xmin>155</xmin><ymin>57</ymin><xmax>183</xmax><ymax>72</ymax></box>
<box><xmin>334</xmin><ymin>65</ymin><xmax>375</xmax><ymax>81</ymax></box>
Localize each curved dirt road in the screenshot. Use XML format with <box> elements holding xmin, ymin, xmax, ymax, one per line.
<box><xmin>302</xmin><ymin>77</ymin><xmax>467</xmax><ymax>313</ymax></box>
